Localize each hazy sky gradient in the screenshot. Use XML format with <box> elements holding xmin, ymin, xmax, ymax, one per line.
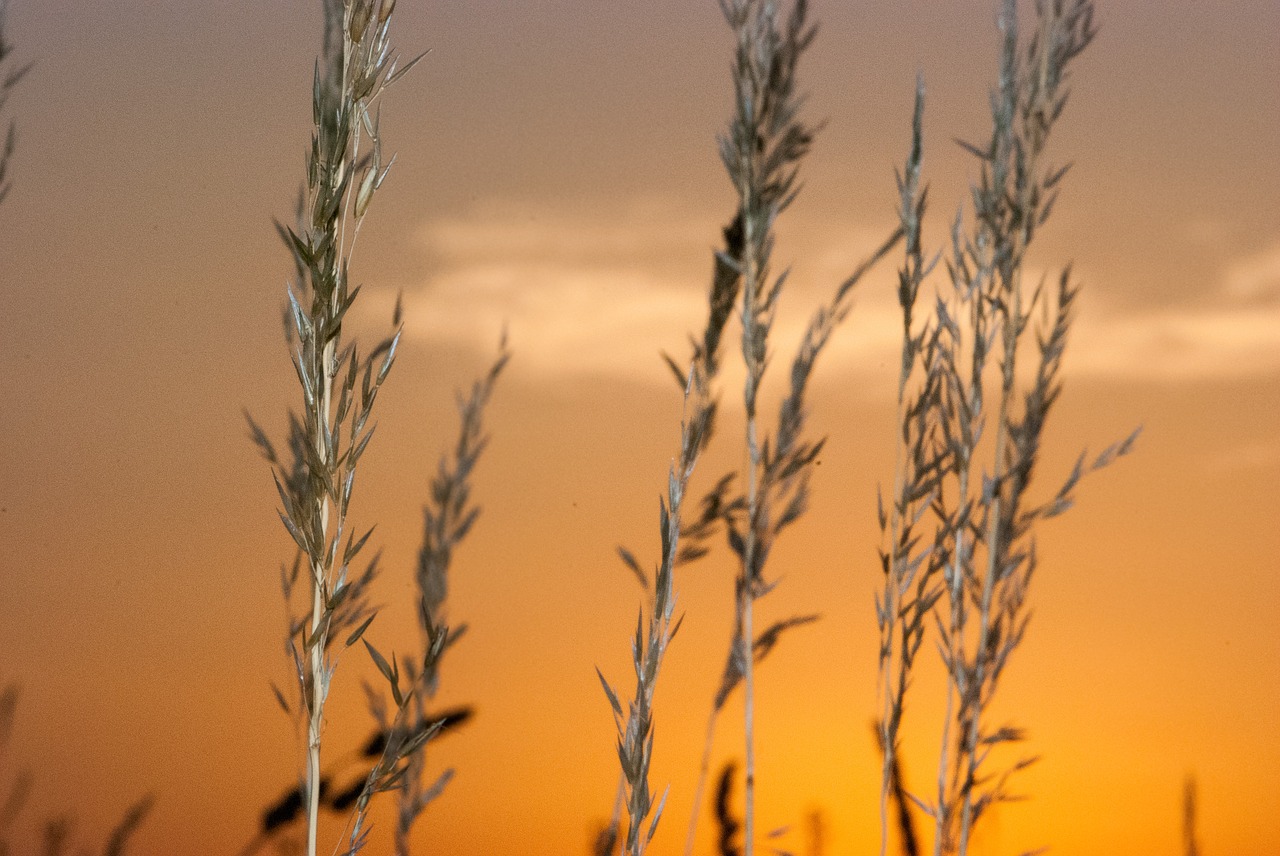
<box><xmin>0</xmin><ymin>1</ymin><xmax>1276</xmax><ymax>855</ymax></box>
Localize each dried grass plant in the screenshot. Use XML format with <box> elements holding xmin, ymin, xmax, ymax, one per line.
<box><xmin>873</xmin><ymin>2</ymin><xmax>1137</xmax><ymax>855</ymax></box>
<box><xmin>708</xmin><ymin>4</ymin><xmax>825</xmax><ymax>849</ymax></box>
<box><xmin>252</xmin><ymin>4</ymin><xmax>508</xmax><ymax>855</ymax></box>
<box><xmin>252</xmin><ymin>2</ymin><xmax>1136</xmax><ymax>855</ymax></box>
<box><xmin>252</xmin><ymin>2</ymin><xmax>436</xmax><ymax>854</ymax></box>
<box><xmin>679</xmin><ymin>3</ymin><xmax>901</xmax><ymax>854</ymax></box>
<box><xmin>389</xmin><ymin>337</ymin><xmax>507</xmax><ymax>855</ymax></box>
<box><xmin>596</xmin><ymin>299</ymin><xmax>718</xmax><ymax>856</ymax></box>
<box><xmin>0</xmin><ymin>684</ymin><xmax>32</xmax><ymax>856</ymax></box>
<box><xmin>5</xmin><ymin>0</ymin><xmax>1147</xmax><ymax>853</ymax></box>
<box><xmin>595</xmin><ymin>124</ymin><xmax>764</xmax><ymax>852</ymax></box>
<box><xmin>0</xmin><ymin>0</ymin><xmax>31</xmax><ymax>207</ymax></box>
<box><xmin>0</xmin><ymin>13</ymin><xmax>29</xmax><ymax>755</ymax></box>
<box><xmin>0</xmin><ymin>684</ymin><xmax>152</xmax><ymax>856</ymax></box>
<box><xmin>602</xmin><ymin>3</ymin><xmax>903</xmax><ymax>855</ymax></box>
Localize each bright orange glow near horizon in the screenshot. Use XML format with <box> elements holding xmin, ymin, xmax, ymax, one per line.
<box><xmin>0</xmin><ymin>1</ymin><xmax>1276</xmax><ymax>855</ymax></box>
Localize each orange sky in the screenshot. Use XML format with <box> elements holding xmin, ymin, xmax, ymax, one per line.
<box><xmin>0</xmin><ymin>1</ymin><xmax>1277</xmax><ymax>855</ymax></box>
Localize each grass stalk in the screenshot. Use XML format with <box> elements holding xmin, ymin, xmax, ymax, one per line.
<box><xmin>950</xmin><ymin>5</ymin><xmax>1104</xmax><ymax>851</ymax></box>
<box><xmin>598</xmin><ymin>139</ymin><xmax>755</xmax><ymax>856</ymax></box>
<box><xmin>1182</xmin><ymin>774</ymin><xmax>1200</xmax><ymax>856</ymax></box>
<box><xmin>682</xmin><ymin>706</ymin><xmax>721</xmax><ymax>856</ymax></box>
<box><xmin>598</xmin><ymin>354</ymin><xmax>716</xmax><ymax>856</ymax></box>
<box><xmin>716</xmin><ymin>3</ymin><xmax>819</xmax><ymax>850</ymax></box>
<box><xmin>874</xmin><ymin>74</ymin><xmax>945</xmax><ymax>856</ymax></box>
<box><xmin>392</xmin><ymin>337</ymin><xmax>508</xmax><ymax>855</ymax></box>
<box><xmin>260</xmin><ymin>2</ymin><xmax>428</xmax><ymax>854</ymax></box>
<box><xmin>870</xmin><ymin>2</ymin><xmax>1136</xmax><ymax>852</ymax></box>
<box><xmin>714</xmin><ymin>5</ymin><xmax>903</xmax><ymax>854</ymax></box>
<box><xmin>873</xmin><ymin>722</ymin><xmax>922</xmax><ymax>856</ymax></box>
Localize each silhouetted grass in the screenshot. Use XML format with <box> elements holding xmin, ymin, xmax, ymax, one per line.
<box><xmin>675</xmin><ymin>3</ymin><xmax>901</xmax><ymax>853</ymax></box>
<box><xmin>1183</xmin><ymin>774</ymin><xmax>1201</xmax><ymax>856</ymax></box>
<box><xmin>0</xmin><ymin>683</ymin><xmax>152</xmax><ymax>856</ymax></box>
<box><xmin>391</xmin><ymin>338</ymin><xmax>506</xmax><ymax>855</ymax></box>
<box><xmin>0</xmin><ymin>0</ymin><xmax>32</xmax><ymax>206</ymax></box>
<box><xmin>874</xmin><ymin>2</ymin><xmax>1136</xmax><ymax>854</ymax></box>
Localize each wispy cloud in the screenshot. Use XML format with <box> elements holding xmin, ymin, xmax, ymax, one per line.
<box><xmin>368</xmin><ymin>203</ymin><xmax>1280</xmax><ymax>386</ymax></box>
<box><xmin>369</xmin><ymin>199</ymin><xmax>896</xmax><ymax>383</ymax></box>
<box><xmin>364</xmin><ymin>199</ymin><xmax>715</xmax><ymax>378</ymax></box>
<box><xmin>418</xmin><ymin>198</ymin><xmax>725</xmax><ymax>265</ymax></box>
<box><xmin>385</xmin><ymin>259</ymin><xmax>706</xmax><ymax>378</ymax></box>
<box><xmin>1071</xmin><ymin>304</ymin><xmax>1280</xmax><ymax>381</ymax></box>
<box><xmin>1070</xmin><ymin>242</ymin><xmax>1280</xmax><ymax>381</ymax></box>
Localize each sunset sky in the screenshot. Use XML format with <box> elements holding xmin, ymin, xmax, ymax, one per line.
<box><xmin>0</xmin><ymin>1</ymin><xmax>1277</xmax><ymax>855</ymax></box>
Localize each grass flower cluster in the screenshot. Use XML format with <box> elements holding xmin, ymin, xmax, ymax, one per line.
<box><xmin>669</xmin><ymin>4</ymin><xmax>902</xmax><ymax>855</ymax></box>
<box><xmin>252</xmin><ymin>1</ymin><xmax>443</xmax><ymax>854</ymax></box>
<box><xmin>873</xmin><ymin>3</ymin><xmax>1137</xmax><ymax>854</ymax></box>
<box><xmin>251</xmin><ymin>3</ymin><xmax>513</xmax><ymax>855</ymax></box>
